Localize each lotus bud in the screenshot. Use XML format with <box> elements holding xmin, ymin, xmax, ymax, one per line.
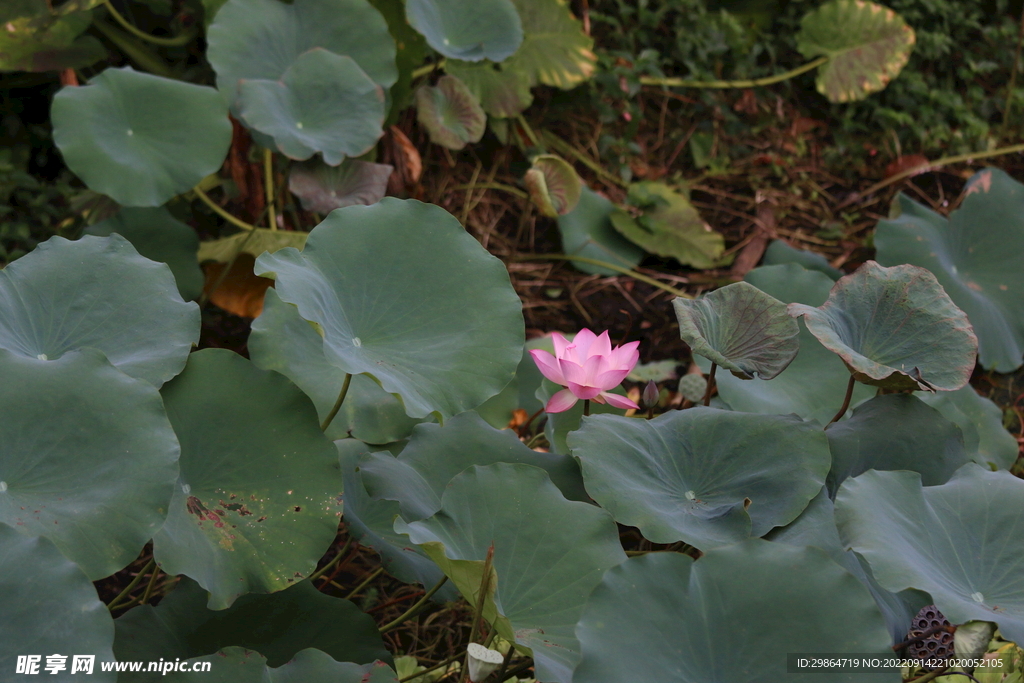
<box><xmin>643</xmin><ymin>380</ymin><xmax>658</xmax><ymax>409</ymax></box>
<box><xmin>466</xmin><ymin>643</ymin><xmax>504</xmax><ymax>682</ymax></box>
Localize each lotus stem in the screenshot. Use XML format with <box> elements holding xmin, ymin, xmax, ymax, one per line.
<box><xmin>379</xmin><ymin>576</ymin><xmax>449</xmax><ymax>634</ymax></box>
<box><xmin>264</xmin><ymin>149</ymin><xmax>278</xmax><ymax>231</ymax></box>
<box><xmin>320</xmin><ymin>373</ymin><xmax>353</xmax><ymax>432</ymax></box>
<box><xmin>583</xmin><ymin>399</ymin><xmax>590</xmax><ymax>416</ymax></box>
<box><xmin>493</xmin><ymin>645</ymin><xmax>515</xmax><ymax>683</ymax></box>
<box><xmin>515</xmin><ymin>114</ymin><xmax>541</xmax><ymax>148</ymax></box>
<box><xmin>90</xmin><ymin>19</ymin><xmax>176</xmax><ymax>78</ymax></box>
<box><xmin>140</xmin><ymin>563</ymin><xmax>162</xmax><ymax>604</ymax></box>
<box><xmin>498</xmin><ymin>659</ymin><xmax>534</xmax><ymax>682</ymax></box>
<box><xmin>102</xmin><ymin>0</ymin><xmax>197</xmax><ymax>47</ymax></box>
<box><xmin>828</xmin><ymin>375</ymin><xmax>857</xmax><ymax>426</ymax></box>
<box><xmin>514</xmin><ymin>254</ymin><xmax>692</xmax><ymax>299</ymax></box>
<box><xmin>411</xmin><ymin>60</ymin><xmax>445</xmax><ymax>80</ymax></box>
<box><xmin>193</xmin><ymin>186</ymin><xmax>258</xmax><ymax>231</ymax></box>
<box><xmin>639</xmin><ymin>56</ymin><xmax>828</xmax><ymax>89</ymax></box>
<box><xmin>702</xmin><ymin>363</ymin><xmax>717</xmax><ymax>407</ymax></box>
<box><xmin>107</xmin><ymin>558</ymin><xmax>155</xmax><ymax>610</ymax></box>
<box><xmin>397</xmin><ymin>651</ymin><xmax>462</xmax><ymax>682</ymax></box>
<box><xmin>541</xmin><ymin>131</ymin><xmax>628</xmax><ymax>188</ymax></box>
<box><xmin>309</xmin><ymin>537</ymin><xmax>352</xmax><ymax>580</ymax></box>
<box><xmin>343</xmin><ymin>565</ymin><xmax>385</xmax><ymax>601</ymax></box>
<box><xmin>459</xmin><ymin>545</ymin><xmax>495</xmax><ymax>683</ymax></box>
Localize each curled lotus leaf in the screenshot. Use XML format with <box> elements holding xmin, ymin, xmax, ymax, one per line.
<box><xmin>673</xmin><ymin>281</ymin><xmax>799</xmax><ymax>380</ymax></box>
<box><xmin>405</xmin><ymin>0</ymin><xmax>522</xmax><ymax>62</ymax></box>
<box><xmin>289</xmin><ymin>158</ymin><xmax>393</xmax><ymax>214</ymax></box>
<box><xmin>415</xmin><ymin>75</ymin><xmax>486</xmax><ymax>150</ymax></box>
<box><xmin>524</xmin><ymin>154</ymin><xmax>581</xmax><ymax>217</ymax></box>
<box><xmin>797</xmin><ymin>0</ymin><xmax>915</xmax><ymax>103</ymax></box>
<box><xmin>788</xmin><ymin>261</ymin><xmax>978</xmax><ymax>391</ymax></box>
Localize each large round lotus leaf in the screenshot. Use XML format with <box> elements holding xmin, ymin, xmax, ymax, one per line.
<box><xmin>414</xmin><ymin>75</ymin><xmax>486</xmax><ymax>151</ymax></box>
<box><xmin>0</xmin><ymin>349</ymin><xmax>179</xmax><ymax>580</ymax></box>
<box><xmin>767</xmin><ymin>489</ymin><xmax>932</xmax><ymax>644</ymax></box>
<box><xmin>239</xmin><ymin>49</ymin><xmax>385</xmax><ymax>165</ymax></box>
<box><xmin>359</xmin><ymin>411</ymin><xmax>586</xmax><ymax>521</ymax></box>
<box><xmin>114</xmin><ymin>576</ymin><xmax>390</xmax><ymax>678</ymax></box>
<box><xmin>52</xmin><ymin>67</ymin><xmax>231</xmax><ymax>207</ymax></box>
<box><xmin>789</xmin><ymin>261</ymin><xmax>978</xmax><ymax>392</ymax></box>
<box><xmin>573</xmin><ymin>539</ymin><xmax>894</xmax><ymax>683</ymax></box>
<box><xmin>336</xmin><ymin>441</ymin><xmax>459</xmax><ymax>601</ymax></box>
<box><xmin>153</xmin><ymin>349</ymin><xmax>343</xmax><ymax>609</ymax></box>
<box><xmin>162</xmin><ymin>647</ymin><xmax>397</xmax><ymax>683</ymax></box>
<box><xmin>796</xmin><ymin>0</ymin><xmax>915</xmax><ymax>103</ymax></box>
<box><xmin>557</xmin><ymin>185</ymin><xmax>644</xmax><ymax>277</ymax></box>
<box><xmin>876</xmin><ymin>168</ymin><xmax>1024</xmax><ymax>372</ymax></box>
<box><xmin>444</xmin><ymin>59</ymin><xmax>533</xmax><ymax>118</ymax></box>
<box><xmin>396</xmin><ymin>464</ymin><xmax>626</xmax><ymax>683</ymax></box>
<box><xmin>836</xmin><ymin>465</ymin><xmax>1024</xmax><ymax>644</ymax></box>
<box><xmin>207</xmin><ymin>0</ymin><xmax>397</xmax><ymax>110</ymax></box>
<box><xmin>919</xmin><ymin>386</ymin><xmax>1019</xmax><ymax>470</ymax></box>
<box><xmin>289</xmin><ymin>158</ymin><xmax>393</xmax><ymax>214</ymax></box>
<box><xmin>673</xmin><ymin>281</ymin><xmax>799</xmax><ymax>380</ymax></box>
<box><xmin>703</xmin><ymin>264</ymin><xmax>874</xmax><ymax>423</ymax></box>
<box><xmin>250</xmin><ymin>289</ymin><xmax>422</xmax><ymax>444</ymax></box>
<box><xmin>825</xmin><ymin>394</ymin><xmax>969</xmax><ymax>494</ymax></box>
<box><xmin>405</xmin><ymin>0</ymin><xmax>522</xmax><ymax>62</ymax></box>
<box><xmin>762</xmin><ymin>239</ymin><xmax>843</xmax><ymax>280</ymax></box>
<box><xmin>0</xmin><ymin>234</ymin><xmax>200</xmax><ymax>386</ymax></box>
<box><xmin>255</xmin><ymin>199</ymin><xmax>525</xmax><ymax>422</ymax></box>
<box><xmin>86</xmin><ymin>207</ymin><xmax>204</xmax><ymax>302</ymax></box>
<box><xmin>567</xmin><ymin>408</ymin><xmax>830</xmax><ymax>549</ymax></box>
<box><xmin>524</xmin><ymin>154</ymin><xmax>582</xmax><ymax>217</ymax></box>
<box><xmin>0</xmin><ymin>524</ymin><xmax>117</xmax><ymax>678</ymax></box>
<box><xmin>504</xmin><ymin>0</ymin><xmax>596</xmax><ymax>89</ymax></box>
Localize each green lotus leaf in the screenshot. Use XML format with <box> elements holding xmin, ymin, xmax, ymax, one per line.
<box><xmin>52</xmin><ymin>67</ymin><xmax>232</xmax><ymax>207</ymax></box>
<box><xmin>85</xmin><ymin>207</ymin><xmax>204</xmax><ymax>302</ymax></box>
<box><xmin>289</xmin><ymin>158</ymin><xmax>393</xmax><ymax>214</ymax></box>
<box><xmin>161</xmin><ymin>647</ymin><xmax>397</xmax><ymax>683</ymax></box>
<box><xmin>0</xmin><ymin>2</ymin><xmax>105</xmax><ymax>72</ymax></box>
<box><xmin>826</xmin><ymin>394</ymin><xmax>969</xmax><ymax>494</ymax></box>
<box><xmin>797</xmin><ymin>0</ymin><xmax>915</xmax><ymax>103</ymax></box>
<box><xmin>405</xmin><ymin>0</ymin><xmax>522</xmax><ymax>62</ymax></box>
<box><xmin>609</xmin><ymin>181</ymin><xmax>726</xmax><ymax>269</ymax></box>
<box><xmin>876</xmin><ymin>168</ymin><xmax>1024</xmax><ymax>372</ymax></box>
<box><xmin>239</xmin><ymin>49</ymin><xmax>385</xmax><ymax>165</ymax></box>
<box><xmin>557</xmin><ymin>185</ymin><xmax>644</xmax><ymax>276</ymax></box>
<box><xmin>444</xmin><ymin>59</ymin><xmax>533</xmax><ymax>117</ymax></box>
<box><xmin>673</xmin><ymin>281</ymin><xmax>799</xmax><ymax>380</ymax></box>
<box><xmin>575</xmin><ymin>539</ymin><xmax>893</xmax><ymax>682</ymax></box>
<box><xmin>567</xmin><ymin>408</ymin><xmax>830</xmax><ymax>549</ymax></box>
<box><xmin>504</xmin><ymin>0</ymin><xmax>596</xmax><ymax>89</ymax></box>
<box><xmin>153</xmin><ymin>349</ymin><xmax>343</xmax><ymax>609</ymax></box>
<box><xmin>524</xmin><ymin>154</ymin><xmax>581</xmax><ymax>217</ymax></box>
<box><xmin>768</xmin><ymin>488</ymin><xmax>932</xmax><ymax>644</ymax></box>
<box><xmin>0</xmin><ymin>524</ymin><xmax>116</xmax><ymax>679</ymax></box>
<box><xmin>789</xmin><ymin>261</ymin><xmax>978</xmax><ymax>391</ymax></box>
<box><xmin>250</xmin><ymin>289</ymin><xmax>422</xmax><ymax>444</ymax></box>
<box><xmin>919</xmin><ymin>385</ymin><xmax>1019</xmax><ymax>470</ymax></box>
<box><xmin>207</xmin><ymin>0</ymin><xmax>397</xmax><ymax>111</ymax></box>
<box><xmin>837</xmin><ymin>464</ymin><xmax>1024</xmax><ymax>644</ymax></box>
<box><xmin>0</xmin><ymin>349</ymin><xmax>179</xmax><ymax>579</ymax></box>
<box><xmin>701</xmin><ymin>264</ymin><xmax>875</xmax><ymax>423</ymax></box>
<box><xmin>762</xmin><ymin>239</ymin><xmax>842</xmax><ymax>279</ymax></box>
<box><xmin>396</xmin><ymin>463</ymin><xmax>626</xmax><ymax>683</ymax></box>
<box><xmin>197</xmin><ymin>229</ymin><xmax>309</xmax><ymax>264</ymax></box>
<box><xmin>255</xmin><ymin>199</ymin><xmax>524</xmax><ymax>422</ymax></box>
<box><xmin>359</xmin><ymin>411</ymin><xmax>586</xmax><ymax>521</ymax></box>
<box><xmin>113</xmin><ymin>576</ymin><xmax>390</xmax><ymax>679</ymax></box>
<box><xmin>415</xmin><ymin>75</ymin><xmax>486</xmax><ymax>150</ymax></box>
<box><xmin>0</xmin><ymin>234</ymin><xmax>199</xmax><ymax>386</ymax></box>
<box><xmin>368</xmin><ymin>0</ymin><xmax>429</xmax><ymax>120</ymax></box>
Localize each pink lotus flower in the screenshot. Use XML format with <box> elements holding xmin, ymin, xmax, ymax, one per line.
<box><xmin>530</xmin><ymin>329</ymin><xmax>641</xmax><ymax>413</ymax></box>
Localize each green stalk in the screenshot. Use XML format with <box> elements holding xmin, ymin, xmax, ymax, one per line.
<box><xmin>343</xmin><ymin>565</ymin><xmax>385</xmax><ymax>600</ymax></box>
<box><xmin>640</xmin><ymin>56</ymin><xmax>828</xmax><ymax>89</ymax></box>
<box><xmin>90</xmin><ymin>19</ymin><xmax>175</xmax><ymax>78</ymax></box>
<box><xmin>107</xmin><ymin>558</ymin><xmax>155</xmax><ymax>610</ymax></box>
<box><xmin>320</xmin><ymin>373</ymin><xmax>353</xmax><ymax>432</ymax></box>
<box><xmin>379</xmin><ymin>576</ymin><xmax>450</xmax><ymax>634</ymax></box>
<box><xmin>102</xmin><ymin>0</ymin><xmax>197</xmax><ymax>47</ymax></box>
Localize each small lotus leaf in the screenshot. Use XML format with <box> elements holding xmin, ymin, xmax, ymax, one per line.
<box><xmin>86</xmin><ymin>207</ymin><xmax>204</xmax><ymax>301</ymax></box>
<box><xmin>524</xmin><ymin>154</ymin><xmax>581</xmax><ymax>217</ymax></box>
<box><xmin>0</xmin><ymin>524</ymin><xmax>116</xmax><ymax>679</ymax></box>
<box><xmin>567</xmin><ymin>408</ymin><xmax>830</xmax><ymax>549</ymax></box>
<box><xmin>0</xmin><ymin>234</ymin><xmax>199</xmax><ymax>386</ymax></box>
<box><xmin>919</xmin><ymin>386</ymin><xmax>1019</xmax><ymax>470</ymax></box>
<box><xmin>789</xmin><ymin>261</ymin><xmax>978</xmax><ymax>391</ymax></box>
<box><xmin>797</xmin><ymin>0</ymin><xmax>915</xmax><ymax>103</ymax></box>
<box><xmin>762</xmin><ymin>239</ymin><xmax>842</xmax><ymax>279</ymax></box>
<box><xmin>207</xmin><ymin>0</ymin><xmax>397</xmax><ymax>109</ymax></box>
<box><xmin>825</xmin><ymin>394</ymin><xmax>969</xmax><ymax>494</ymax></box>
<box><xmin>255</xmin><ymin>199</ymin><xmax>525</xmax><ymax>422</ymax></box>
<box><xmin>0</xmin><ymin>349</ymin><xmax>179</xmax><ymax>579</ymax></box>
<box><xmin>113</xmin><ymin>577</ymin><xmax>391</xmax><ymax>678</ymax></box>
<box><xmin>239</xmin><ymin>49</ymin><xmax>385</xmax><ymax>165</ymax></box>
<box><xmin>161</xmin><ymin>647</ymin><xmax>397</xmax><ymax>683</ymax></box>
<box><xmin>405</xmin><ymin>0</ymin><xmax>522</xmax><ymax>62</ymax></box>
<box><xmin>444</xmin><ymin>59</ymin><xmax>533</xmax><ymax>117</ymax></box>
<box><xmin>677</xmin><ymin>373</ymin><xmax>707</xmax><ymax>403</ymax></box>
<box><xmin>573</xmin><ymin>539</ymin><xmax>893</xmax><ymax>683</ymax></box>
<box><xmin>673</xmin><ymin>281</ymin><xmax>799</xmax><ymax>380</ymax></box>
<box><xmin>557</xmin><ymin>185</ymin><xmax>644</xmax><ymax>276</ymax></box>
<box><xmin>504</xmin><ymin>0</ymin><xmax>596</xmax><ymax>89</ymax></box>
<box><xmin>415</xmin><ymin>75</ymin><xmax>486</xmax><ymax>150</ymax></box>
<box><xmin>289</xmin><ymin>158</ymin><xmax>393</xmax><ymax>214</ymax></box>
<box><xmin>197</xmin><ymin>228</ymin><xmax>309</xmax><ymax>264</ymax></box>
<box><xmin>52</xmin><ymin>67</ymin><xmax>232</xmax><ymax>207</ymax></box>
<box><xmin>396</xmin><ymin>464</ymin><xmax>626</xmax><ymax>683</ymax></box>
<box><xmin>0</xmin><ymin>3</ymin><xmax>105</xmax><ymax>72</ymax></box>
<box><xmin>876</xmin><ymin>168</ymin><xmax>1024</xmax><ymax>372</ymax></box>
<box><xmin>836</xmin><ymin>465</ymin><xmax>1024</xmax><ymax>645</ymax></box>
<box><xmin>609</xmin><ymin>181</ymin><xmax>726</xmax><ymax>269</ymax></box>
<box><xmin>153</xmin><ymin>350</ymin><xmax>343</xmax><ymax>609</ymax></box>
<box><xmin>250</xmin><ymin>289</ymin><xmax>422</xmax><ymax>444</ymax></box>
